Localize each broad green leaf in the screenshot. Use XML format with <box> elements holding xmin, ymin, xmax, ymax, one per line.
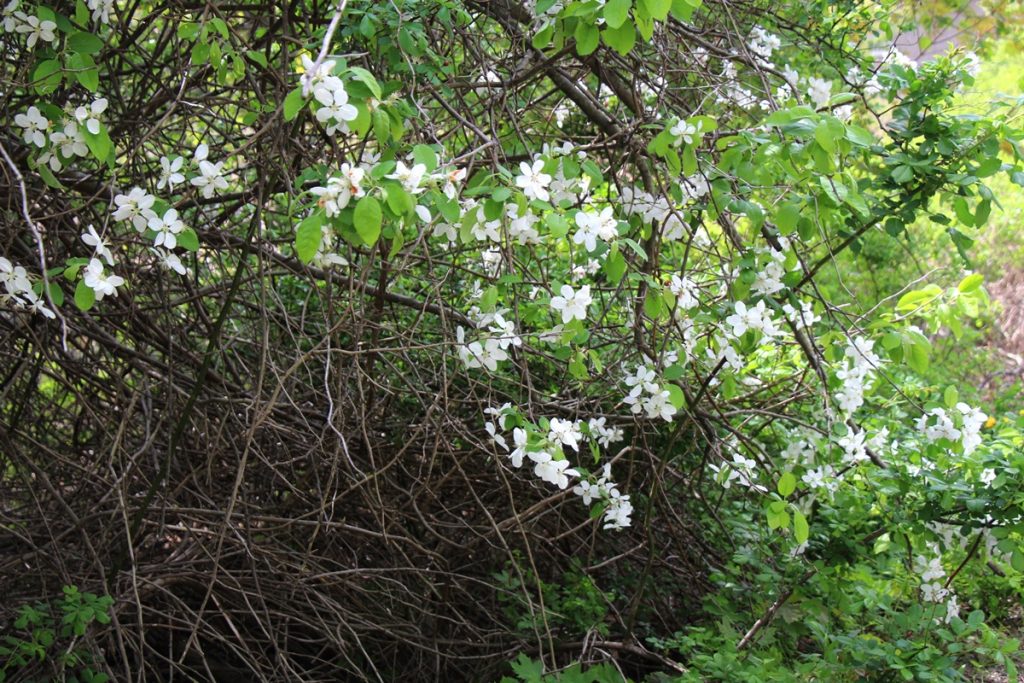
<box><xmin>68</xmin><ymin>31</ymin><xmax>104</xmax><ymax>55</ymax></box>
<box><xmin>943</xmin><ymin>386</ymin><xmax>959</xmax><ymax>408</ymax></box>
<box><xmin>774</xmin><ymin>202</ymin><xmax>800</xmax><ymax>235</ymax></box>
<box><xmin>411</xmin><ymin>144</ymin><xmax>438</xmax><ymax>172</ymax></box>
<box><xmin>603</xmin><ymin>247</ymin><xmax>626</xmax><ymax>283</ymax></box>
<box><xmin>602</xmin><ymin>21</ymin><xmax>636</xmax><ymax>55</ymax></box>
<box><xmin>666</xmin><ymin>384</ymin><xmax>686</xmax><ymax>410</ymax></box>
<box><xmin>283</xmin><ymin>87</ymin><xmax>307</xmax><ymax>121</ymax></box>
<box><xmin>778</xmin><ymin>471</ymin><xmax>796</xmax><ymax>497</ymax></box>
<box><xmin>176</xmin><ymin>228</ymin><xmax>199</xmax><ymax>252</ymax></box>
<box><xmin>640</xmin><ymin>0</ymin><xmax>672</xmax><ymax>20</ymax></box>
<box><xmin>354</xmin><ymin>196</ymin><xmax>383</xmax><ymax>245</ymax></box>
<box><xmin>33</xmin><ymin>59</ymin><xmax>62</xmax><ymax>95</ymax></box>
<box><xmin>74</xmin><ymin>280</ymin><xmax>95</xmax><ymax>311</ymax></box>
<box><xmin>603</xmin><ymin>0</ymin><xmax>631</xmax><ymax>28</ymax></box>
<box><xmin>347</xmin><ymin>66</ymin><xmax>382</xmax><ymax>99</ymax></box>
<box><xmin>81</xmin><ymin>127</ymin><xmax>113</xmax><ymax>163</ymax></box>
<box><xmin>793</xmin><ymin>510</ymin><xmax>809</xmax><ymax>543</ymax></box>
<box><xmin>958</xmin><ymin>273</ymin><xmax>983</xmax><ymax>293</ymax></box>
<box><xmin>574</xmin><ymin>21</ymin><xmax>600</xmax><ymax>56</ymax></box>
<box><xmin>385</xmin><ymin>183</ymin><xmax>415</xmax><ymax>216</ymax></box>
<box><xmin>295</xmin><ymin>211</ymin><xmax>325</xmax><ymax>263</ymax></box>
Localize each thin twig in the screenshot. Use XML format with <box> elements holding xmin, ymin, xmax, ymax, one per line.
<box><xmin>301</xmin><ymin>0</ymin><xmax>350</xmax><ymax>97</ymax></box>
<box><xmin>0</xmin><ymin>139</ymin><xmax>69</xmax><ymax>350</ymax></box>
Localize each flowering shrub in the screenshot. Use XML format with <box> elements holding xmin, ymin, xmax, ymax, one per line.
<box><xmin>1</xmin><ymin>0</ymin><xmax>1023</xmax><ymax>679</ymax></box>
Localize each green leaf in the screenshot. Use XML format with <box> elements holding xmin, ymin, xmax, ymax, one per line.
<box><xmin>845</xmin><ymin>124</ymin><xmax>875</xmax><ymax>147</ymax></box>
<box><xmin>547</xmin><ymin>213</ymin><xmax>569</xmax><ymax>238</ymax></box>
<box><xmin>347</xmin><ymin>66</ymin><xmax>381</xmax><ymax>99</ymax></box>
<box><xmin>411</xmin><ymin>144</ymin><xmax>438</xmax><ymax>172</ymax></box>
<box><xmin>603</xmin><ymin>0</ymin><xmax>632</xmax><ymax>29</ymax></box>
<box><xmin>581</xmin><ymin>159</ymin><xmax>604</xmax><ymax>184</ymax></box>
<box><xmin>36</xmin><ymin>163</ymin><xmax>64</xmax><ymax>189</ymax></box>
<box><xmin>943</xmin><ymin>385</ymin><xmax>959</xmax><ymax>408</ymax></box>
<box><xmin>354</xmin><ymin>196</ymin><xmax>383</xmax><ymax>246</ymax></box>
<box><xmin>574</xmin><ymin>21</ymin><xmax>600</xmax><ymax>56</ymax></box>
<box><xmin>666</xmin><ymin>384</ymin><xmax>686</xmax><ymax>410</ymax></box>
<box><xmin>958</xmin><ymin>273</ymin><xmax>983</xmax><ymax>293</ymax></box>
<box><xmin>33</xmin><ymin>59</ymin><xmax>62</xmax><ymax>95</ymax></box>
<box><xmin>774</xmin><ymin>202</ymin><xmax>800</xmax><ymax>235</ymax></box>
<box><xmin>176</xmin><ymin>229</ymin><xmax>199</xmax><ymax>252</ymax></box>
<box><xmin>793</xmin><ymin>510</ymin><xmax>809</xmax><ymax>543</ymax></box>
<box><xmin>81</xmin><ymin>127</ymin><xmax>113</xmax><ymax>163</ymax></box>
<box><xmin>532</xmin><ymin>23</ymin><xmax>555</xmax><ymax>50</ymax></box>
<box><xmin>896</xmin><ymin>285</ymin><xmax>942</xmax><ymax>313</ymax></box>
<box><xmin>68</xmin><ymin>31</ymin><xmax>104</xmax><ymax>55</ymax></box>
<box><xmin>603</xmin><ymin>247</ymin><xmax>626</xmax><ymax>283</ymax></box>
<box><xmin>245</xmin><ymin>50</ymin><xmax>268</xmax><ymax>67</ymax></box>
<box><xmin>480</xmin><ymin>285</ymin><xmax>498</xmax><ymax>311</ymax></box>
<box><xmin>975</xmin><ymin>198</ymin><xmax>992</xmax><ymax>227</ymax></box>
<box><xmin>777</xmin><ymin>471</ymin><xmax>796</xmax><ymax>497</ymax></box>
<box><xmin>295</xmin><ymin>211</ymin><xmax>325</xmax><ymax>263</ymax></box>
<box><xmin>644</xmin><ymin>287</ymin><xmax>665</xmax><ymax>318</ymax></box>
<box><xmin>663</xmin><ymin>363</ymin><xmax>684</xmax><ymax>380</ymax></box>
<box><xmin>283</xmin><ymin>87</ymin><xmax>307</xmax><ymax>122</ymax></box>
<box><xmin>385</xmin><ymin>183</ymin><xmax>415</xmax><ymax>216</ymax></box>
<box><xmin>1010</xmin><ymin>548</ymin><xmax>1024</xmax><ymax>572</ymax></box>
<box><xmin>892</xmin><ymin>165</ymin><xmax>914</xmax><ymax>184</ymax></box>
<box><xmin>74</xmin><ymin>280</ymin><xmax>95</xmax><ymax>311</ymax></box>
<box><xmin>602</xmin><ymin>21</ymin><xmax>636</xmax><ymax>56</ymax></box>
<box><xmin>814</xmin><ymin>120</ymin><xmax>837</xmax><ymax>153</ymax></box>
<box><xmin>68</xmin><ymin>52</ymin><xmax>100</xmax><ymax>92</ymax></box>
<box><xmin>903</xmin><ymin>335</ymin><xmax>930</xmax><ymax>374</ymax></box>
<box><xmin>640</xmin><ymin>0</ymin><xmax>671</xmax><ymax>20</ymax></box>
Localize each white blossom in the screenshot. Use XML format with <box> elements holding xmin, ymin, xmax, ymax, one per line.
<box><xmin>158</xmin><ymin>156</ymin><xmax>186</xmax><ymax>191</ymax></box>
<box><xmin>82</xmin><ymin>258</ymin><xmax>124</xmax><ymax>299</ymax></box>
<box><xmin>73</xmin><ymin>98</ymin><xmax>108</xmax><ymax>135</ymax></box>
<box><xmin>515</xmin><ymin>159</ymin><xmax>552</xmax><ymax>202</ymax></box>
<box><xmin>112</xmin><ymin>187</ymin><xmax>157</xmax><ymax>232</ymax></box>
<box><xmin>550</xmin><ymin>284</ymin><xmax>592</xmax><ymax>323</ymax></box>
<box><xmin>81</xmin><ymin>225</ymin><xmax>114</xmax><ymax>265</ymax></box>
<box><xmin>14</xmin><ymin>106</ymin><xmax>48</xmax><ymax>147</ymax></box>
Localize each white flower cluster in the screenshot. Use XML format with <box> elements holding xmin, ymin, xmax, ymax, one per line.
<box><xmin>916</xmin><ymin>402</ymin><xmax>987</xmax><ymax>455</ymax></box>
<box><xmin>751</xmin><ymin>241</ymin><xmax>794</xmax><ymax>297</ymax></box>
<box><xmin>915</xmin><ymin>551</ymin><xmax>959</xmax><ymax>623</ymax></box>
<box><xmin>301</xmin><ymin>57</ymin><xmax>358</xmax><ymax>136</ymax></box>
<box><xmin>311</xmin><ymin>163</ymin><xmax>366</xmax><ymax>217</ymax></box>
<box><xmin>573</xmin><ymin>207</ymin><xmax>618</xmax><ymax>252</ymax></box>
<box><xmin>0</xmin><ymin>256</ymin><xmax>55</xmax><ymax>319</ymax></box>
<box><xmin>87</xmin><ymin>0</ymin><xmax>114</xmax><ymax>24</ymax></box>
<box><xmin>668</xmin><ymin>274</ymin><xmax>700</xmax><ymax>312</ymax></box>
<box><xmin>622</xmin><ymin>364</ymin><xmax>678</xmax><ymax>422</ymax></box>
<box><xmin>456</xmin><ymin>316</ymin><xmax>521</xmax><ymax>372</ymax></box>
<box><xmin>782</xmin><ymin>299</ymin><xmax>820</xmax><ymax>330</ymax></box>
<box><xmin>668</xmin><ymin>118</ymin><xmax>705</xmax><ymax>147</ymax></box>
<box><xmin>708</xmin><ymin>450</ymin><xmax>765</xmax><ymax>491</ymax></box>
<box><xmin>834</xmin><ymin>336</ymin><xmax>883</xmax><ymax>415</ymax></box>
<box><xmin>15</xmin><ymin>98</ymin><xmax>108</xmax><ymax>172</ymax></box>
<box><xmin>485</xmin><ymin>407</ymin><xmax>631</xmax><ymax>530</ymax></box>
<box><xmin>574</xmin><ymin>463</ymin><xmax>633</xmax><ymax>530</ymax></box>
<box><xmin>550</xmin><ymin>284</ymin><xmax>592</xmax><ymax>323</ymax></box>
<box><xmin>724</xmin><ymin>300</ymin><xmax>780</xmax><ymax>339</ymax></box>
<box><xmin>1</xmin><ymin>1</ymin><xmax>57</xmax><ymax>47</ymax></box>
<box><xmin>191</xmin><ymin>144</ymin><xmax>229</xmax><ymax>198</ymax></box>
<box><xmin>806</xmin><ymin>76</ymin><xmax>832</xmax><ymax>108</ymax></box>
<box><xmin>619</xmin><ymin>184</ymin><xmax>708</xmax><ymax>243</ymax></box>
<box><xmin>110</xmin><ymin>185</ymin><xmax>191</xmax><ymax>279</ymax></box>
<box><xmin>747</xmin><ymin>26</ymin><xmax>781</xmax><ymax>63</ymax></box>
<box><xmin>515</xmin><ymin>159</ymin><xmax>552</xmax><ymax>202</ymax></box>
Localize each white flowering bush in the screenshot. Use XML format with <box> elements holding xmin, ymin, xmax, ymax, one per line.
<box><xmin>2</xmin><ymin>0</ymin><xmax>1024</xmax><ymax>680</ymax></box>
